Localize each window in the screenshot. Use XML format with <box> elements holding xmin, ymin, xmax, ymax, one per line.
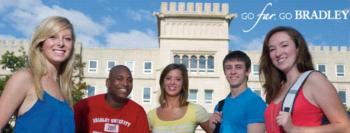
<box><xmin>204</xmin><ymin>89</ymin><xmax>213</xmax><ymax>104</ymax></box>
<box><xmin>208</xmin><ymin>56</ymin><xmax>214</xmax><ymax>72</ymax></box>
<box><xmin>336</xmin><ymin>64</ymin><xmax>344</xmax><ymax>77</ymax></box>
<box><xmin>188</xmin><ymin>89</ymin><xmax>198</xmax><ymax>103</ymax></box>
<box><xmin>252</xmin><ymin>64</ymin><xmax>259</xmax><ymax>76</ymax></box>
<box><xmin>143</xmin><ymin>87</ymin><xmax>151</xmax><ymax>103</ymax></box>
<box><xmin>125</xmin><ymin>61</ymin><xmax>135</xmax><ymax>74</ymax></box>
<box><xmin>338</xmin><ymin>90</ymin><xmax>346</xmax><ymax>104</ymax></box>
<box><xmin>190</xmin><ymin>55</ymin><xmax>197</xmax><ymax>72</ymax></box>
<box><xmin>87</xmin><ymin>85</ymin><xmax>95</xmax><ymax>97</ymax></box>
<box><xmin>175</xmin><ymin>54</ymin><xmax>214</xmax><ymax>73</ymax></box>
<box><xmin>174</xmin><ymin>55</ymin><xmax>180</xmax><ymax>64</ymax></box>
<box><xmin>106</xmin><ymin>60</ymin><xmax>116</xmax><ymax>72</ymax></box>
<box><xmin>199</xmin><ymin>56</ymin><xmax>206</xmax><ymax>72</ymax></box>
<box><xmin>144</xmin><ymin>61</ymin><xmax>152</xmax><ymax>74</ymax></box>
<box><xmin>88</xmin><ymin>60</ymin><xmax>98</xmax><ymax>73</ymax></box>
<box><xmin>253</xmin><ymin>89</ymin><xmax>262</xmax><ymax>97</ymax></box>
<box><xmin>317</xmin><ymin>64</ymin><xmax>326</xmax><ymax>75</ymax></box>
<box><xmin>182</xmin><ymin>55</ymin><xmax>189</xmax><ymax>68</ymax></box>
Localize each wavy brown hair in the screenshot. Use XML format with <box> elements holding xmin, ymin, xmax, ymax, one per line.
<box><xmin>259</xmin><ymin>26</ymin><xmax>314</xmax><ymax>103</ymax></box>
<box><xmin>29</xmin><ymin>16</ymin><xmax>75</xmax><ymax>105</ymax></box>
<box><xmin>159</xmin><ymin>63</ymin><xmax>189</xmax><ymax>107</ymax></box>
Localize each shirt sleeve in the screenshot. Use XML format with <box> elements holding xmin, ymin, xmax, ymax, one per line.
<box><xmin>247</xmin><ymin>96</ymin><xmax>266</xmax><ymax>124</ymax></box>
<box><xmin>147</xmin><ymin>109</ymin><xmax>155</xmax><ymax>130</ymax></box>
<box><xmin>74</xmin><ymin>100</ymin><xmax>89</xmax><ymax>133</ymax></box>
<box><xmin>194</xmin><ymin>104</ymin><xmax>210</xmax><ymax>124</ymax></box>
<box><xmin>134</xmin><ymin>107</ymin><xmax>151</xmax><ymax>133</ymax></box>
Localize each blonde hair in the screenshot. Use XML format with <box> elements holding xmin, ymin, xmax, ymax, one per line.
<box><xmin>29</xmin><ymin>16</ymin><xmax>75</xmax><ymax>105</ymax></box>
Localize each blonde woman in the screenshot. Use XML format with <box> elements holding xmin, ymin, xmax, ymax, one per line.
<box><xmin>0</xmin><ymin>16</ymin><xmax>76</xmax><ymax>133</ymax></box>
<box><xmin>148</xmin><ymin>63</ymin><xmax>210</xmax><ymax>133</ymax></box>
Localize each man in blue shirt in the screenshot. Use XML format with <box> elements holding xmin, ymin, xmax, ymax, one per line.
<box><xmin>209</xmin><ymin>50</ymin><xmax>266</xmax><ymax>133</ymax></box>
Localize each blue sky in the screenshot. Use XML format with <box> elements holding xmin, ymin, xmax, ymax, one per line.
<box><xmin>0</xmin><ymin>0</ymin><xmax>349</xmax><ymax>50</ymax></box>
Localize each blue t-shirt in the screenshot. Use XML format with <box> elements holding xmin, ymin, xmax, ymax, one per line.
<box><xmin>214</xmin><ymin>88</ymin><xmax>266</xmax><ymax>133</ymax></box>
<box><xmin>14</xmin><ymin>91</ymin><xmax>75</xmax><ymax>133</ymax></box>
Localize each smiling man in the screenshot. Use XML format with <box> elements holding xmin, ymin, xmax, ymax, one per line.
<box><xmin>209</xmin><ymin>51</ymin><xmax>266</xmax><ymax>133</ymax></box>
<box><xmin>74</xmin><ymin>65</ymin><xmax>150</xmax><ymax>133</ymax></box>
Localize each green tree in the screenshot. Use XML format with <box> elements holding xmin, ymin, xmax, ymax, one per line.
<box><xmin>72</xmin><ymin>54</ymin><xmax>87</xmax><ymax>104</ymax></box>
<box><xmin>0</xmin><ymin>47</ymin><xmax>87</xmax><ymax>131</ymax></box>
<box><xmin>0</xmin><ymin>47</ymin><xmax>27</xmax><ymax>133</ymax></box>
<box><xmin>0</xmin><ymin>47</ymin><xmax>27</xmax><ymax>94</ymax></box>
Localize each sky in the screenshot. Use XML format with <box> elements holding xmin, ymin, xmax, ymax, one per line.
<box><xmin>0</xmin><ymin>0</ymin><xmax>349</xmax><ymax>50</ymax></box>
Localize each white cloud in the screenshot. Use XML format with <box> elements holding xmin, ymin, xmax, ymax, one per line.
<box><xmin>229</xmin><ymin>34</ymin><xmax>241</xmax><ymax>44</ymax></box>
<box><xmin>0</xmin><ymin>0</ymin><xmax>25</xmax><ymax>13</ymax></box>
<box><xmin>8</xmin><ymin>5</ymin><xmax>106</xmax><ymax>37</ymax></box>
<box><xmin>244</xmin><ymin>37</ymin><xmax>264</xmax><ymax>50</ymax></box>
<box><xmin>145</xmin><ymin>28</ymin><xmax>156</xmax><ymax>36</ymax></box>
<box><xmin>1</xmin><ymin>0</ymin><xmax>158</xmax><ymax>49</ymax></box>
<box><xmin>127</xmin><ymin>9</ymin><xmax>155</xmax><ymax>22</ymax></box>
<box><xmin>77</xmin><ymin>35</ymin><xmax>102</xmax><ymax>48</ymax></box>
<box><xmin>230</xmin><ymin>34</ymin><xmax>264</xmax><ymax>51</ymax></box>
<box><xmin>101</xmin><ymin>16</ymin><xmax>116</xmax><ymax>28</ymax></box>
<box><xmin>0</xmin><ymin>34</ymin><xmax>17</xmax><ymax>39</ymax></box>
<box><xmin>105</xmin><ymin>30</ymin><xmax>157</xmax><ymax>48</ymax></box>
<box><xmin>2</xmin><ymin>0</ymin><xmax>113</xmax><ymax>47</ymax></box>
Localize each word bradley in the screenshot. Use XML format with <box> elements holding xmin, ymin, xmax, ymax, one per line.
<box><xmin>295</xmin><ymin>10</ymin><xmax>349</xmax><ymax>20</ymax></box>
<box><xmin>241</xmin><ymin>2</ymin><xmax>349</xmax><ymax>32</ymax></box>
<box><xmin>93</xmin><ymin>117</ymin><xmax>131</xmax><ymax>127</ymax></box>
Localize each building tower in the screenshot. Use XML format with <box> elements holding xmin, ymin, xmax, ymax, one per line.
<box><xmin>154</xmin><ymin>2</ymin><xmax>236</xmax><ymax>111</ymax></box>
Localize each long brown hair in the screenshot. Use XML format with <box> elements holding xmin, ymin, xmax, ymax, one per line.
<box><xmin>159</xmin><ymin>63</ymin><xmax>189</xmax><ymax>107</ymax></box>
<box><xmin>259</xmin><ymin>26</ymin><xmax>314</xmax><ymax>103</ymax></box>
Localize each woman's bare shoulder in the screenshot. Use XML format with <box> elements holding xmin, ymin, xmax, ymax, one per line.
<box><xmin>12</xmin><ymin>68</ymin><xmax>32</xmax><ymax>77</ymax></box>
<box><xmin>6</xmin><ymin>69</ymin><xmax>34</xmax><ymax>90</ymax></box>
<box><xmin>304</xmin><ymin>71</ymin><xmax>336</xmax><ymax>97</ymax></box>
<box><xmin>306</xmin><ymin>71</ymin><xmax>330</xmax><ymax>86</ymax></box>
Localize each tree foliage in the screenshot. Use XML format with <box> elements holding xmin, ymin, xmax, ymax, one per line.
<box><xmin>0</xmin><ymin>47</ymin><xmax>27</xmax><ymax>132</ymax></box>
<box><xmin>72</xmin><ymin>54</ymin><xmax>87</xmax><ymax>104</ymax></box>
<box><xmin>0</xmin><ymin>47</ymin><xmax>27</xmax><ymax>94</ymax></box>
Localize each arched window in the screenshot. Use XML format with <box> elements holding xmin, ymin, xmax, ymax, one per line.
<box><xmin>208</xmin><ymin>56</ymin><xmax>214</xmax><ymax>72</ymax></box>
<box><xmin>182</xmin><ymin>55</ymin><xmax>189</xmax><ymax>68</ymax></box>
<box><xmin>199</xmin><ymin>56</ymin><xmax>206</xmax><ymax>72</ymax></box>
<box><xmin>174</xmin><ymin>55</ymin><xmax>180</xmax><ymax>64</ymax></box>
<box><xmin>190</xmin><ymin>55</ymin><xmax>197</xmax><ymax>72</ymax></box>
